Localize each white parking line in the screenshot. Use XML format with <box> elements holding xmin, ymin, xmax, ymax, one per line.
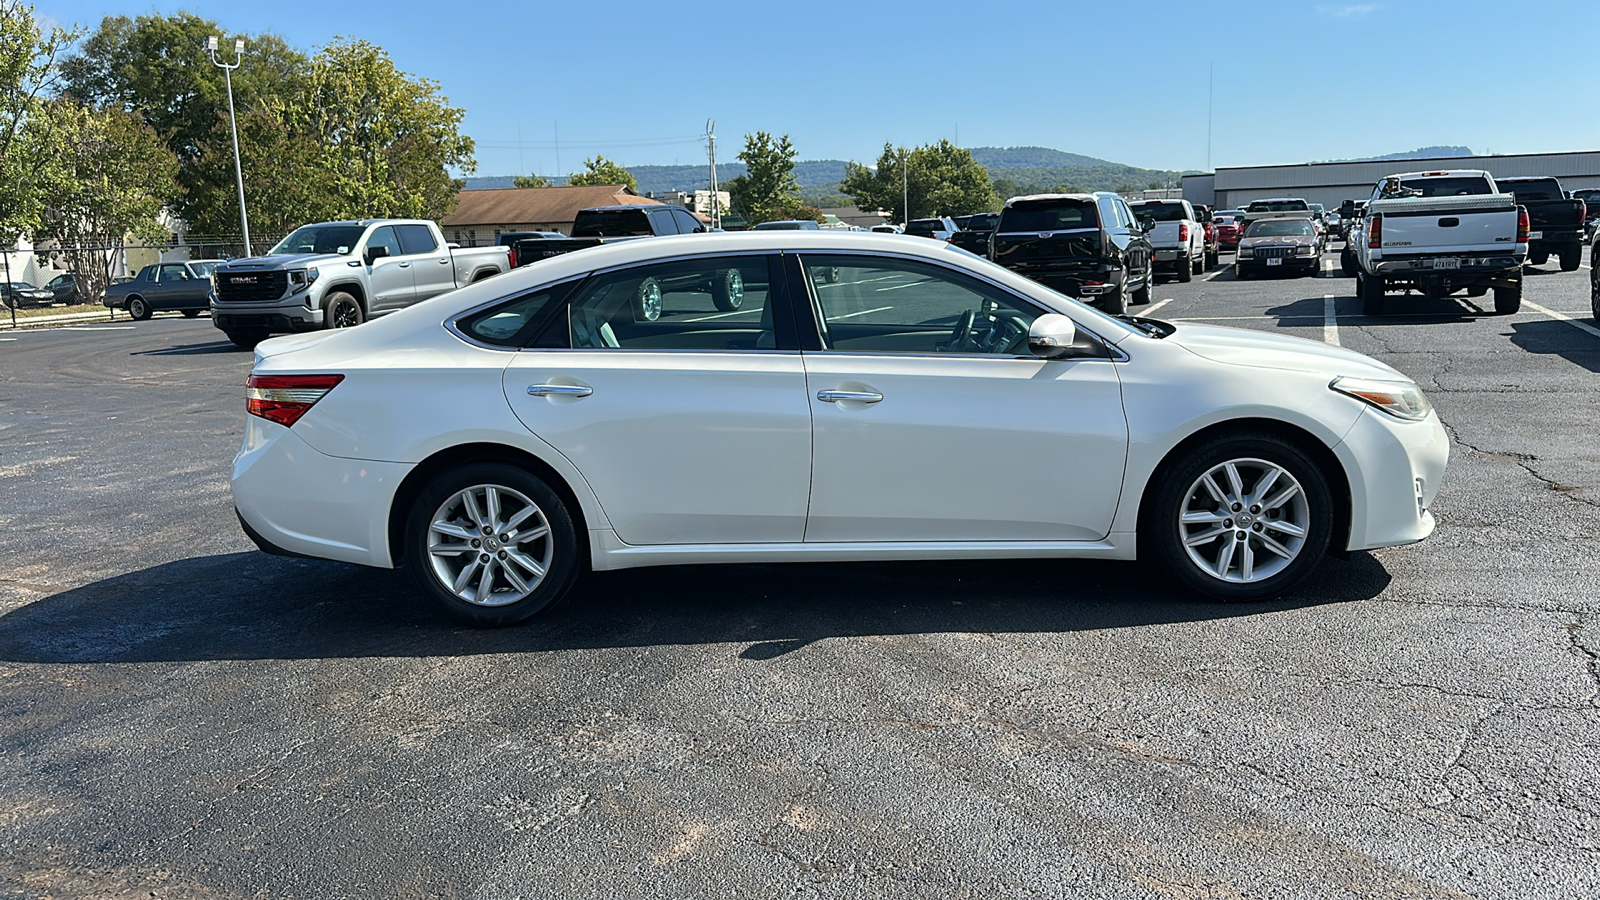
<box><xmin>876</xmin><ymin>279</ymin><xmax>933</xmax><ymax>292</ymax></box>
<box><xmin>682</xmin><ymin>309</ymin><xmax>761</xmax><ymax>323</ymax></box>
<box><xmin>1203</xmin><ymin>265</ymin><xmax>1230</xmax><ymax>281</ymax></box>
<box><xmin>1323</xmin><ymin>295</ymin><xmax>1340</xmax><ymax>346</ymax></box>
<box><xmin>1522</xmin><ymin>299</ymin><xmax>1600</xmax><ymax>340</ymax></box>
<box><xmin>1142</xmin><ymin>298</ymin><xmax>1174</xmax><ymax>316</ymax></box>
<box><xmin>0</xmin><ymin>337</ymin><xmax>15</xmax><ymax>341</ymax></box>
<box><xmin>831</xmin><ymin>305</ymin><xmax>893</xmax><ymax>320</ymax></box>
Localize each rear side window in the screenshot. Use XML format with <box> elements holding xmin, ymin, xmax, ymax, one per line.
<box><xmin>397</xmin><ymin>224</ymin><xmax>438</xmax><ymax>255</ymax></box>
<box><xmin>563</xmin><ymin>256</ymin><xmax>780</xmax><ymax>351</ymax></box>
<box><xmin>998</xmin><ymin>200</ymin><xmax>1099</xmax><ymax>232</ymax></box>
<box><xmin>454</xmin><ymin>281</ymin><xmax>574</xmax><ymax>348</ymax></box>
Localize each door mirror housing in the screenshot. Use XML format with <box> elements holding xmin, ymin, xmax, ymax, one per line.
<box><xmin>1027</xmin><ymin>314</ymin><xmax>1079</xmax><ymax>359</ymax></box>
<box><xmin>364</xmin><ymin>245</ymin><xmax>390</xmax><ymax>266</ymax></box>
<box><xmin>1339</xmin><ymin>199</ymin><xmax>1357</xmax><ymax>218</ymax></box>
<box><xmin>1139</xmin><ymin>217</ymin><xmax>1156</xmax><ymax>232</ymax></box>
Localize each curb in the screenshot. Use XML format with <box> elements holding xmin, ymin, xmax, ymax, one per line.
<box><xmin>1</xmin><ymin>309</ymin><xmax>192</xmax><ymax>329</ymax></box>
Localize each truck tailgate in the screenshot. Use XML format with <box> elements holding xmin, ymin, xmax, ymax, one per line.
<box><xmin>1369</xmin><ymin>195</ymin><xmax>1517</xmax><ymax>256</ymax></box>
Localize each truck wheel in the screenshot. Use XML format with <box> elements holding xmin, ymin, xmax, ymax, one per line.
<box><xmin>1493</xmin><ymin>279</ymin><xmax>1522</xmax><ymax>315</ymax></box>
<box><xmin>226</xmin><ymin>330</ymin><xmax>268</xmax><ymax>349</ymax></box>
<box><xmin>1098</xmin><ymin>284</ymin><xmax>1127</xmax><ymax>315</ymax></box>
<box><xmin>1130</xmin><ymin>274</ymin><xmax>1152</xmax><ymax>306</ymax></box>
<box><xmin>1340</xmin><ymin>246</ymin><xmax>1358</xmax><ymax>276</ymax></box>
<box><xmin>127</xmin><ymin>296</ymin><xmax>152</xmax><ymax>321</ymax></box>
<box><xmin>710</xmin><ymin>268</ymin><xmax>744</xmax><ymax>312</ymax></box>
<box><xmin>1559</xmin><ymin>247</ymin><xmax>1581</xmax><ymax>272</ymax></box>
<box><xmin>181</xmin><ymin>309</ymin><xmax>201</xmax><ymax>318</ymax></box>
<box><xmin>1176</xmin><ymin>255</ymin><xmax>1193</xmax><ymax>283</ymax></box>
<box><xmin>1529</xmin><ymin>249</ymin><xmax>1549</xmax><ymax>266</ymax></box>
<box><xmin>323</xmin><ymin>291</ymin><xmax>364</xmax><ymax>329</ymax></box>
<box><xmin>1591</xmin><ymin>264</ymin><xmax>1599</xmax><ymax>321</ymax></box>
<box><xmin>1466</xmin><ymin>285</ymin><xmax>1488</xmax><ymax>298</ymax></box>
<box><xmin>1206</xmin><ymin>250</ymin><xmax>1219</xmax><ymax>268</ymax></box>
<box><xmin>634</xmin><ymin>277</ymin><xmax>662</xmax><ymax>322</ymax></box>
<box><xmin>1359</xmin><ymin>272</ymin><xmax>1385</xmax><ymax>316</ymax></box>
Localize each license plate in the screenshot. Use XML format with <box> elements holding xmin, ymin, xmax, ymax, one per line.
<box><xmin>1527</xmin><ymin>231</ymin><xmax>1543</xmax><ymax>240</ymax></box>
<box><xmin>1267</xmin><ymin>258</ymin><xmax>1283</xmax><ymax>266</ymax></box>
<box><xmin>1432</xmin><ymin>258</ymin><xmax>1461</xmax><ymax>270</ymax></box>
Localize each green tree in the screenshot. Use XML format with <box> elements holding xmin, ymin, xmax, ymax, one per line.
<box><xmin>567</xmin><ymin>155</ymin><xmax>636</xmax><ymax>191</ymax></box>
<box><xmin>512</xmin><ymin>173</ymin><xmax>549</xmax><ymax>189</ymax></box>
<box><xmin>0</xmin><ymin>1</ymin><xmax>82</xmax><ymax>246</ymax></box>
<box><xmin>730</xmin><ymin>131</ymin><xmax>802</xmax><ymax>224</ymax></box>
<box><xmin>840</xmin><ymin>140</ymin><xmax>997</xmax><ymax>224</ymax></box>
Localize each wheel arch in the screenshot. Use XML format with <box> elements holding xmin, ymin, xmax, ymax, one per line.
<box><xmin>1135</xmin><ymin>417</ymin><xmax>1353</xmax><ymax>557</ymax></box>
<box><xmin>386</xmin><ymin>442</ymin><xmax>591</xmax><ymax>569</ymax></box>
<box><xmin>323</xmin><ymin>282</ymin><xmax>368</xmax><ymax>311</ymax></box>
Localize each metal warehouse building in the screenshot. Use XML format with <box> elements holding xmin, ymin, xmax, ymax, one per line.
<box><xmin>1184</xmin><ymin>150</ymin><xmax>1600</xmax><ymax>211</ymax></box>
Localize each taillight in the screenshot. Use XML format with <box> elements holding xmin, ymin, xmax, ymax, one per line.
<box><xmin>1368</xmin><ymin>213</ymin><xmax>1383</xmax><ymax>250</ymax></box>
<box><xmin>247</xmin><ymin>374</ymin><xmax>344</xmax><ymax>427</ymax></box>
<box><xmin>1516</xmin><ymin>206</ymin><xmax>1530</xmax><ymax>243</ymax></box>
<box><xmin>1179</xmin><ymin>224</ymin><xmax>1189</xmax><ymax>242</ymax></box>
<box><xmin>507</xmin><ymin>246</ymin><xmax>516</xmax><ymax>269</ymax></box>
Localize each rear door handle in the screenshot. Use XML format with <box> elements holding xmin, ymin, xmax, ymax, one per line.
<box><xmin>528</xmin><ymin>383</ymin><xmax>593</xmax><ymax>397</ymax></box>
<box><xmin>816</xmin><ymin>389</ymin><xmax>883</xmax><ymax>403</ymax></box>
<box><xmin>439</xmin><ymin>258</ymin><xmax>451</xmax><ymax>264</ymax></box>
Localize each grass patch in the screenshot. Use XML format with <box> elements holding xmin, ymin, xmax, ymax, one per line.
<box><xmin>1</xmin><ymin>302</ymin><xmax>117</xmax><ymax>322</ymax></box>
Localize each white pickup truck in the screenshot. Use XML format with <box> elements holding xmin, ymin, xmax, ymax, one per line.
<box><xmin>1344</xmin><ymin>170</ymin><xmax>1527</xmax><ymax>316</ymax></box>
<box><xmin>211</xmin><ymin>219</ymin><xmax>514</xmax><ymax>348</ymax></box>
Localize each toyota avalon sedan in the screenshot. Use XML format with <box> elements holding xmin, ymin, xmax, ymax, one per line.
<box><xmin>232</xmin><ymin>232</ymin><xmax>1447</xmax><ymax>625</ymax></box>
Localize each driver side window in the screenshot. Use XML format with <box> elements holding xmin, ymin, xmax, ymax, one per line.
<box><xmin>801</xmin><ymin>255</ymin><xmax>1041</xmax><ymax>355</ymax></box>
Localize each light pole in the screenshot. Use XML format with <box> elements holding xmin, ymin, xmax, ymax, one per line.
<box><xmin>207</xmin><ymin>35</ymin><xmax>251</xmax><ymax>257</ymax></box>
<box><xmin>901</xmin><ymin>147</ymin><xmax>909</xmax><ymax>226</ymax></box>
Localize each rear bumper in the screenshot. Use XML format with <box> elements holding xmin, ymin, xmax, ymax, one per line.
<box><xmin>1369</xmin><ymin>253</ymin><xmax>1523</xmax><ymax>276</ymax></box>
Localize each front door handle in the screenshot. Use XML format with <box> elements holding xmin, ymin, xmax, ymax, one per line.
<box><xmin>439</xmin><ymin>258</ymin><xmax>451</xmax><ymax>264</ymax></box>
<box><xmin>398</xmin><ymin>262</ymin><xmax>410</xmax><ymax>268</ymax></box>
<box><xmin>528</xmin><ymin>383</ymin><xmax>593</xmax><ymax>397</ymax></box>
<box><xmin>816</xmin><ymin>389</ymin><xmax>883</xmax><ymax>403</ymax></box>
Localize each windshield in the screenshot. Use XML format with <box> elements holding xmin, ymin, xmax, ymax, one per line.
<box><xmin>1246</xmin><ymin>219</ymin><xmax>1315</xmax><ymax>237</ymax></box>
<box><xmin>9</xmin><ymin>282</ymin><xmax>33</xmax><ymax>290</ymax></box>
<box><xmin>1131</xmin><ymin>203</ymin><xmax>1187</xmax><ymax>222</ymax></box>
<box><xmin>1502</xmin><ymin>181</ymin><xmax>1562</xmax><ymax>202</ymax></box>
<box><xmin>189</xmin><ymin>262</ymin><xmax>219</xmax><ymax>278</ymax></box>
<box><xmin>998</xmin><ymin>199</ymin><xmax>1098</xmax><ymax>232</ymax></box>
<box><xmin>270</xmin><ymin>224</ymin><xmax>366</xmax><ymax>256</ymax></box>
<box><xmin>1247</xmin><ymin>200</ymin><xmax>1309</xmax><ymax>212</ymax></box>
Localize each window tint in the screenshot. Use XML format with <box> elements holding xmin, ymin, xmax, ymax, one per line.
<box><xmin>801</xmin><ymin>255</ymin><xmax>1040</xmax><ymax>355</ymax></box>
<box><xmin>1130</xmin><ymin>202</ymin><xmax>1188</xmax><ymax>222</ymax></box>
<box><xmin>366</xmin><ymin>226</ymin><xmax>402</xmax><ymax>259</ymax></box>
<box><xmin>670</xmin><ymin>208</ymin><xmax>702</xmax><ymax>233</ymax></box>
<box><xmin>573</xmin><ymin>210</ymin><xmax>652</xmax><ymax>237</ymax></box>
<box><xmin>396</xmin><ymin>224</ymin><xmax>438</xmax><ymax>255</ymax></box>
<box><xmin>1503</xmin><ymin>180</ymin><xmax>1562</xmax><ymax>202</ymax></box>
<box><xmin>904</xmin><ymin>219</ymin><xmax>947</xmax><ymax>236</ymax></box>
<box><xmin>564</xmin><ymin>256</ymin><xmax>778</xmax><ymax>351</ymax></box>
<box><xmin>158</xmin><ymin>264</ymin><xmax>190</xmax><ymax>281</ymax></box>
<box><xmin>1000</xmin><ymin>199</ymin><xmax>1099</xmax><ymax>232</ymax></box>
<box><xmin>138</xmin><ymin>266</ymin><xmax>157</xmax><ymax>282</ymax></box>
<box><xmin>456</xmin><ymin>282</ymin><xmax>572</xmax><ymax>348</ymax></box>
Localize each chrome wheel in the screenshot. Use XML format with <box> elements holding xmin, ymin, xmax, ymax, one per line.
<box><xmin>425</xmin><ymin>483</ymin><xmax>553</xmax><ymax>607</ymax></box>
<box><xmin>636</xmin><ymin>279</ymin><xmax>662</xmax><ymax>322</ymax></box>
<box><xmin>1178</xmin><ymin>458</ymin><xmax>1310</xmax><ymax>584</ymax></box>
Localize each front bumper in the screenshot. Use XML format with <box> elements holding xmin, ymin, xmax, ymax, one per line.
<box><xmin>213</xmin><ymin>303</ymin><xmax>324</xmax><ymax>334</ymax></box>
<box><xmin>233</xmin><ymin>420</ymin><xmax>411</xmax><ymax>568</ymax></box>
<box><xmin>1335</xmin><ymin>408</ymin><xmax>1449</xmax><ymax>551</ymax></box>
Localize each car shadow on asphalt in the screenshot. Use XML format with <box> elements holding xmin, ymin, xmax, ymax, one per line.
<box><xmin>130</xmin><ymin>340</ymin><xmax>242</xmax><ymax>356</ymax></box>
<box><xmin>1268</xmin><ymin>293</ymin><xmax>1492</xmax><ymax>325</ymax></box>
<box><xmin>0</xmin><ymin>551</ymin><xmax>1392</xmax><ymax>663</ymax></box>
<box><xmin>1506</xmin><ymin>318</ymin><xmax>1600</xmax><ymax>373</ymax></box>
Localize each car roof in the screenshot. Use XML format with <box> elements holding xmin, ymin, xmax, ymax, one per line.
<box><xmin>580</xmin><ymin>205</ymin><xmax>664</xmax><ymax>213</ymax></box>
<box><xmin>1004</xmin><ymin>192</ymin><xmax>1105</xmax><ymax>206</ymax></box>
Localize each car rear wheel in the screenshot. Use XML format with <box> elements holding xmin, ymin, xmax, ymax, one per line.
<box><xmin>406</xmin><ymin>463</ymin><xmax>580</xmax><ymax>627</ymax></box>
<box><xmin>1359</xmin><ymin>272</ymin><xmax>1385</xmax><ymax>316</ymax></box>
<box><xmin>181</xmin><ymin>309</ymin><xmax>201</xmax><ymax>318</ymax></box>
<box><xmin>1176</xmin><ymin>254</ymin><xmax>1193</xmax><ymax>283</ymax></box>
<box><xmin>127</xmin><ymin>296</ymin><xmax>152</xmax><ymax>320</ymax></box>
<box><xmin>1494</xmin><ymin>278</ymin><xmax>1522</xmax><ymax>315</ymax></box>
<box><xmin>711</xmin><ymin>267</ymin><xmax>744</xmax><ymax>312</ymax></box>
<box><xmin>1559</xmin><ymin>247</ymin><xmax>1581</xmax><ymax>272</ymax></box>
<box><xmin>323</xmin><ymin>291</ymin><xmax>364</xmax><ymax>329</ymax></box>
<box><xmin>1143</xmin><ymin>434</ymin><xmax>1333</xmax><ymax>602</ymax></box>
<box><xmin>1529</xmin><ymin>249</ymin><xmax>1549</xmax><ymax>266</ymax></box>
<box><xmin>1130</xmin><ymin>274</ymin><xmax>1152</xmax><ymax>306</ymax></box>
<box><xmin>1340</xmin><ymin>246</ymin><xmax>1358</xmax><ymax>276</ymax></box>
<box><xmin>1099</xmin><ymin>284</ymin><xmax>1126</xmax><ymax>315</ymax></box>
<box><xmin>225</xmin><ymin>330</ymin><xmax>268</xmax><ymax>349</ymax></box>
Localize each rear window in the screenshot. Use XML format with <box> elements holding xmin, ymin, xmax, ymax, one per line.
<box><xmin>1130</xmin><ymin>202</ymin><xmax>1188</xmax><ymax>222</ymax></box>
<box><xmin>998</xmin><ymin>200</ymin><xmax>1098</xmax><ymax>232</ymax></box>
<box><xmin>904</xmin><ymin>219</ymin><xmax>946</xmax><ymax>236</ymax></box>
<box><xmin>1392</xmin><ymin>176</ymin><xmax>1494</xmax><ymax>198</ymax></box>
<box><xmin>1501</xmin><ymin>180</ymin><xmax>1562</xmax><ymax>202</ymax></box>
<box><xmin>1246</xmin><ymin>200</ymin><xmax>1309</xmax><ymax>212</ymax></box>
<box><xmin>573</xmin><ymin>210</ymin><xmax>653</xmax><ymax>237</ymax></box>
<box><xmin>962</xmin><ymin>213</ymin><xmax>999</xmax><ymax>230</ymax></box>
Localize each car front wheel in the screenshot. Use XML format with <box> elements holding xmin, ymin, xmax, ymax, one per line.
<box><xmin>1143</xmin><ymin>434</ymin><xmax>1333</xmax><ymax>601</ymax></box>
<box><xmin>406</xmin><ymin>463</ymin><xmax>580</xmax><ymax>627</ymax></box>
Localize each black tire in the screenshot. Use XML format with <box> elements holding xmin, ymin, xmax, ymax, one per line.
<box><xmin>1236</xmin><ymin>265</ymin><xmax>1250</xmax><ymax>280</ymax></box>
<box><xmin>1466</xmin><ymin>285</ymin><xmax>1488</xmax><ymax>298</ymax></box>
<box><xmin>1494</xmin><ymin>278</ymin><xmax>1522</xmax><ymax>315</ymax></box>
<box><xmin>1559</xmin><ymin>246</ymin><xmax>1581</xmax><ymax>272</ymax></box>
<box><xmin>1591</xmin><ymin>263</ymin><xmax>1599</xmax><ymax>322</ymax></box>
<box><xmin>710</xmin><ymin>267</ymin><xmax>745</xmax><ymax>312</ymax></box>
<box><xmin>127</xmin><ymin>296</ymin><xmax>152</xmax><ymax>320</ymax></box>
<box><xmin>1529</xmin><ymin>249</ymin><xmax>1549</xmax><ymax>266</ymax></box>
<box><xmin>1359</xmin><ymin>271</ymin><xmax>1385</xmax><ymax>316</ymax></box>
<box><xmin>226</xmin><ymin>330</ymin><xmax>268</xmax><ymax>349</ymax></box>
<box><xmin>1340</xmin><ymin>246</ymin><xmax>1358</xmax><ymax>276</ymax></box>
<box><xmin>323</xmin><ymin>291</ymin><xmax>364</xmax><ymax>330</ymax></box>
<box><xmin>181</xmin><ymin>309</ymin><xmax>201</xmax><ymax>318</ymax></box>
<box><xmin>1141</xmin><ymin>433</ymin><xmax>1334</xmax><ymax>602</ymax></box>
<box><xmin>1098</xmin><ymin>283</ymin><xmax>1127</xmax><ymax>315</ymax></box>
<box><xmin>634</xmin><ymin>277</ymin><xmax>662</xmax><ymax>322</ymax></box>
<box><xmin>1206</xmin><ymin>250</ymin><xmax>1219</xmax><ymax>268</ymax></box>
<box><xmin>1176</xmin><ymin>254</ymin><xmax>1193</xmax><ymax>283</ymax></box>
<box><xmin>1130</xmin><ymin>275</ymin><xmax>1152</xmax><ymax>306</ymax></box>
<box><xmin>405</xmin><ymin>462</ymin><xmax>581</xmax><ymax>627</ymax></box>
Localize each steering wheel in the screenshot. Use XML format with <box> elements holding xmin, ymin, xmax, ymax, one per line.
<box><xmin>947</xmin><ymin>309</ymin><xmax>977</xmax><ymax>352</ymax></box>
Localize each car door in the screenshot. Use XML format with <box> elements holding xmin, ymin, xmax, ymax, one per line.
<box><xmin>363</xmin><ymin>225</ymin><xmax>413</xmax><ymax>313</ymax></box>
<box><xmin>793</xmin><ymin>252</ymin><xmax>1129</xmax><ymax>543</ymax></box>
<box><xmin>152</xmin><ymin>263</ymin><xmax>194</xmax><ymax>310</ymax></box>
<box><xmin>397</xmin><ymin>223</ymin><xmax>454</xmax><ymax>301</ymax></box>
<box><xmin>166</xmin><ymin>263</ymin><xmax>208</xmax><ymax>308</ymax></box>
<box><xmin>500</xmin><ymin>253</ymin><xmax>813</xmax><ymax>545</ymax></box>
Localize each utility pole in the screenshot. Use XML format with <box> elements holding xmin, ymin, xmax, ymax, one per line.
<box><xmin>706</xmin><ymin>119</ymin><xmax>720</xmax><ymax>229</ymax></box>
<box><xmin>902</xmin><ymin>147</ymin><xmax>909</xmax><ymax>226</ymax></box>
<box><xmin>1206</xmin><ymin>61</ymin><xmax>1214</xmax><ymax>173</ymax></box>
<box><xmin>207</xmin><ymin>36</ymin><xmax>251</xmax><ymax>257</ymax></box>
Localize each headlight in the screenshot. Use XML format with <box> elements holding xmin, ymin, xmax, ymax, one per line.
<box><xmin>289</xmin><ymin>268</ymin><xmax>320</xmax><ymax>295</ymax></box>
<box><xmin>1297</xmin><ymin>245</ymin><xmax>1314</xmax><ymax>255</ymax></box>
<box><xmin>1238</xmin><ymin>247</ymin><xmax>1253</xmax><ymax>258</ymax></box>
<box><xmin>1330</xmin><ymin>376</ymin><xmax>1433</xmax><ymax>421</ymax></box>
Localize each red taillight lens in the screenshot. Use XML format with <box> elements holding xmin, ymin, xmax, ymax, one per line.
<box><xmin>247</xmin><ymin>374</ymin><xmax>344</xmax><ymax>427</ymax></box>
<box><xmin>1179</xmin><ymin>223</ymin><xmax>1189</xmax><ymax>242</ymax></box>
<box><xmin>1368</xmin><ymin>213</ymin><xmax>1383</xmax><ymax>250</ymax></box>
<box><xmin>1516</xmin><ymin>206</ymin><xmax>1530</xmax><ymax>243</ymax></box>
<box><xmin>507</xmin><ymin>246</ymin><xmax>516</xmax><ymax>269</ymax></box>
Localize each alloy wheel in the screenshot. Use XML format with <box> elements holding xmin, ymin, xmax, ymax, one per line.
<box><xmin>425</xmin><ymin>483</ymin><xmax>554</xmax><ymax>607</ymax></box>
<box><xmin>1178</xmin><ymin>458</ymin><xmax>1310</xmax><ymax>583</ymax></box>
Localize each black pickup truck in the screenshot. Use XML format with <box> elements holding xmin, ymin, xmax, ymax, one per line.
<box><xmin>988</xmin><ymin>192</ymin><xmax>1154</xmax><ymax>314</ymax></box>
<box><xmin>1496</xmin><ymin>177</ymin><xmax>1587</xmax><ymax>271</ymax></box>
<box><xmin>948</xmin><ymin>213</ymin><xmax>998</xmax><ymax>255</ymax></box>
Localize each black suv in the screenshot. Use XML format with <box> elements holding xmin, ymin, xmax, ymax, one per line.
<box><xmin>949</xmin><ymin>212</ymin><xmax>999</xmax><ymax>255</ymax></box>
<box><xmin>988</xmin><ymin>192</ymin><xmax>1154</xmax><ymax>314</ymax></box>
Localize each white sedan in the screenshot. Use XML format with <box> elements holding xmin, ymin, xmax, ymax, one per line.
<box><xmin>233</xmin><ymin>232</ymin><xmax>1448</xmax><ymax>625</ymax></box>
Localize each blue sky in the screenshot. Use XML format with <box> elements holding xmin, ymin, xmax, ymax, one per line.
<box><xmin>36</xmin><ymin>0</ymin><xmax>1600</xmax><ymax>176</ymax></box>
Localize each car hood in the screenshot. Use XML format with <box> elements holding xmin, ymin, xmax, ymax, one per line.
<box><xmin>220</xmin><ymin>253</ymin><xmax>346</xmax><ymax>271</ymax></box>
<box><xmin>1166</xmin><ymin>323</ymin><xmax>1406</xmax><ymax>380</ymax></box>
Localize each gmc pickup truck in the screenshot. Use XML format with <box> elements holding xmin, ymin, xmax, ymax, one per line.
<box><xmin>1345</xmin><ymin>170</ymin><xmax>1527</xmax><ymax>316</ymax></box>
<box><xmin>211</xmin><ymin>219</ymin><xmax>513</xmax><ymax>348</ymax></box>
<box><xmin>1495</xmin><ymin>176</ymin><xmax>1586</xmax><ymax>271</ymax></box>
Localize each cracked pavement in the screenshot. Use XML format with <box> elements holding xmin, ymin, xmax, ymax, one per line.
<box><xmin>0</xmin><ymin>253</ymin><xmax>1597</xmax><ymax>898</ymax></box>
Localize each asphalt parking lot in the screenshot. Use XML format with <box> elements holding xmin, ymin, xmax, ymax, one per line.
<box><xmin>1</xmin><ymin>249</ymin><xmax>1597</xmax><ymax>898</ymax></box>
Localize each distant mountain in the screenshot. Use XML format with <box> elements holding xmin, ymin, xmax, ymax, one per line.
<box><xmin>968</xmin><ymin>146</ymin><xmax>1120</xmax><ymax>170</ymax></box>
<box><xmin>1331</xmin><ymin>146</ymin><xmax>1475</xmax><ymax>163</ymax></box>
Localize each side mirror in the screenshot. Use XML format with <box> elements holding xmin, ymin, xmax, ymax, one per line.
<box><xmin>364</xmin><ymin>245</ymin><xmax>390</xmax><ymax>266</ymax></box>
<box><xmin>1028</xmin><ymin>314</ymin><xmax>1079</xmax><ymax>359</ymax></box>
<box><xmin>1339</xmin><ymin>199</ymin><xmax>1356</xmax><ymax>218</ymax></box>
<box><xmin>1139</xmin><ymin>218</ymin><xmax>1156</xmax><ymax>232</ymax></box>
